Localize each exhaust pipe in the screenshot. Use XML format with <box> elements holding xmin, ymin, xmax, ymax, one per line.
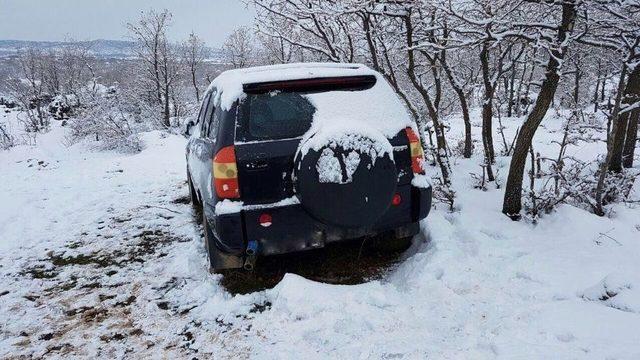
<box><xmin>244</xmin><ymin>240</ymin><xmax>258</xmax><ymax>271</ymax></box>
<box><xmin>243</xmin><ymin>256</ymin><xmax>256</xmax><ymax>271</ymax></box>
<box><xmin>246</xmin><ymin>240</ymin><xmax>258</xmax><ymax>256</ymax></box>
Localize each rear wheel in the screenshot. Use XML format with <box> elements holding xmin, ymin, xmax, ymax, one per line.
<box><xmin>202</xmin><ymin>210</ymin><xmax>243</xmax><ymax>273</ymax></box>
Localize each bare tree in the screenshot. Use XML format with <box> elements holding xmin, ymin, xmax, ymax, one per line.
<box><xmin>502</xmin><ymin>1</ymin><xmax>578</xmax><ymax>218</ymax></box>
<box><xmin>439</xmin><ymin>43</ymin><xmax>474</xmax><ymax>158</ymax></box>
<box><xmin>622</xmin><ymin>109</ymin><xmax>639</xmax><ymax>168</ymax></box>
<box><xmin>160</xmin><ymin>36</ymin><xmax>181</xmax><ymax>126</ymax></box>
<box><xmin>571</xmin><ymin>0</ymin><xmax>640</xmax><ymax>214</ymax></box>
<box><xmin>223</xmin><ymin>26</ymin><xmax>254</xmax><ymax>68</ymax></box>
<box><xmin>6</xmin><ymin>48</ymin><xmax>49</xmax><ymax>132</ymax></box>
<box><xmin>180</xmin><ymin>32</ymin><xmax>206</xmax><ymax>102</ymax></box>
<box><xmin>59</xmin><ymin>40</ymin><xmax>95</xmax><ymax>107</ymax></box>
<box><xmin>609</xmin><ymin>53</ymin><xmax>640</xmax><ymax>172</ymax></box>
<box><xmin>402</xmin><ymin>6</ymin><xmax>452</xmax><ymax>185</ymax></box>
<box><xmin>127</xmin><ymin>9</ymin><xmax>177</xmax><ymax>127</ymax></box>
<box><xmin>441</xmin><ymin>0</ymin><xmax>530</xmax><ymax>181</ymax></box>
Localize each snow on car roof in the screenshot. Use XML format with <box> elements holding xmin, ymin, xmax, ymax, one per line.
<box><xmin>208</xmin><ymin>63</ymin><xmax>378</xmax><ymax>111</ymax></box>
<box><xmin>208</xmin><ymin>62</ymin><xmax>416</xmax><ymax>163</ymax></box>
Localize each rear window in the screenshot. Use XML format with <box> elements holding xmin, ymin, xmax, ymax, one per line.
<box><xmin>235</xmin><ymin>76</ymin><xmax>377</xmax><ymax>142</ymax></box>
<box><xmin>240</xmin><ymin>92</ymin><xmax>315</xmax><ymax>141</ymax></box>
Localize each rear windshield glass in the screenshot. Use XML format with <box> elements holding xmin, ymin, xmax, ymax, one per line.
<box><xmin>240</xmin><ymin>92</ymin><xmax>315</xmax><ymax>141</ymax></box>
<box><xmin>235</xmin><ymin>76</ymin><xmax>376</xmax><ymax>142</ymax></box>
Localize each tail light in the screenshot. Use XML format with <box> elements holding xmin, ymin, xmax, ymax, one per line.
<box><xmin>405</xmin><ymin>127</ymin><xmax>425</xmax><ymax>174</ymax></box>
<box><xmin>213</xmin><ymin>145</ymin><xmax>240</xmax><ymax>199</ymax></box>
<box><xmin>392</xmin><ymin>193</ymin><xmax>402</xmax><ymax>206</ymax></box>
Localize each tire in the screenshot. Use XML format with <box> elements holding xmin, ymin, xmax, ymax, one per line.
<box><xmin>202</xmin><ymin>210</ymin><xmax>243</xmax><ymax>273</ymax></box>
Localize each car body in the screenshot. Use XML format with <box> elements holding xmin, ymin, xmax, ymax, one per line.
<box><xmin>185</xmin><ymin>63</ymin><xmax>432</xmax><ymax>272</ymax></box>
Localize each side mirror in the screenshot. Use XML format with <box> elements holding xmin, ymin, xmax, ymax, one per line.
<box><xmin>184</xmin><ymin>120</ymin><xmax>195</xmax><ymax>138</ymax></box>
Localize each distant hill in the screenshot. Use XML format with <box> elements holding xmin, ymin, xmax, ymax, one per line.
<box><xmin>0</xmin><ymin>39</ymin><xmax>135</xmax><ymax>59</ymax></box>
<box><xmin>0</xmin><ymin>39</ymin><xmax>225</xmax><ymax>61</ymax></box>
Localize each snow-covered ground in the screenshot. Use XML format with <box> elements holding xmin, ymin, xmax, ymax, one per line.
<box><xmin>1</xmin><ymin>107</ymin><xmax>640</xmax><ymax>359</ymax></box>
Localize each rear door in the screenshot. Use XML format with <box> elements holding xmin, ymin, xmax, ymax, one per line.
<box><xmin>233</xmin><ymin>76</ymin><xmax>408</xmax><ymax>206</ymax></box>
<box><xmin>234</xmin><ymin>91</ymin><xmax>314</xmax><ymax>205</ymax></box>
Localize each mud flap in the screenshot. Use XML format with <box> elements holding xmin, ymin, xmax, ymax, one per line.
<box><xmin>207</xmin><ymin>244</ymin><xmax>244</xmax><ymax>273</ymax></box>
<box><xmin>203</xmin><ymin>211</ymin><xmax>243</xmax><ymax>272</ymax></box>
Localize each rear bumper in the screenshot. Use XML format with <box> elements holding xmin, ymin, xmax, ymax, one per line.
<box><xmin>207</xmin><ymin>184</ymin><xmax>432</xmax><ymax>256</ymax></box>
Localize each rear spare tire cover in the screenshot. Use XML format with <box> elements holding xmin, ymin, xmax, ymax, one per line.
<box><xmin>295</xmin><ymin>134</ymin><xmax>397</xmax><ymax>228</ymax></box>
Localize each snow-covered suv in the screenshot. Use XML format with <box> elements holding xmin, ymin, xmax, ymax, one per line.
<box><xmin>185</xmin><ymin>63</ymin><xmax>432</xmax><ymax>273</ymax></box>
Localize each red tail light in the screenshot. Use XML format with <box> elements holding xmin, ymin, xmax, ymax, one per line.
<box><xmin>392</xmin><ymin>193</ymin><xmax>402</xmax><ymax>206</ymax></box>
<box><xmin>213</xmin><ymin>145</ymin><xmax>240</xmax><ymax>199</ymax></box>
<box><xmin>405</xmin><ymin>127</ymin><xmax>425</xmax><ymax>174</ymax></box>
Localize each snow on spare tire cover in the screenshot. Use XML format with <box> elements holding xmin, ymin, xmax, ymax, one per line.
<box><xmin>295</xmin><ymin>133</ymin><xmax>397</xmax><ymax>229</ymax></box>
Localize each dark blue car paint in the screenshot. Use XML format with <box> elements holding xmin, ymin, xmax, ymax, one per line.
<box><xmin>187</xmin><ymin>85</ymin><xmax>432</xmax><ymax>268</ymax></box>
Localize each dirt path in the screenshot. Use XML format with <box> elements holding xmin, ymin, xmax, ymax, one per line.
<box><xmin>1</xmin><ymin>178</ymin><xmax>409</xmax><ymax>358</ymax></box>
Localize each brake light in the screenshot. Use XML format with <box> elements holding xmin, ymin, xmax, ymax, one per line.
<box><xmin>213</xmin><ymin>145</ymin><xmax>240</xmax><ymax>199</ymax></box>
<box><xmin>405</xmin><ymin>127</ymin><xmax>425</xmax><ymax>174</ymax></box>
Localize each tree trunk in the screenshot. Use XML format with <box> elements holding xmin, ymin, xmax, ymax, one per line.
<box><xmin>601</xmin><ymin>72</ymin><xmax>606</xmax><ymax>102</ymax></box>
<box><xmin>594</xmin><ymin>64</ymin><xmax>628</xmax><ymax>216</ymax></box>
<box><xmin>502</xmin><ymin>1</ymin><xmax>577</xmax><ymax>218</ymax></box>
<box><xmin>192</xmin><ymin>68</ymin><xmax>200</xmax><ymax>103</ymax></box>
<box><xmin>593</xmin><ymin>60</ymin><xmax>601</xmax><ymax>112</ymax></box>
<box><xmin>460</xmin><ymin>91</ymin><xmax>473</xmax><ymax>158</ymax></box>
<box><xmin>573</xmin><ymin>60</ymin><xmax>581</xmax><ymax>108</ymax></box>
<box><xmin>480</xmin><ymin>43</ymin><xmax>496</xmax><ymax>181</ymax></box>
<box><xmin>507</xmin><ymin>66</ymin><xmax>516</xmax><ymax>117</ymax></box>
<box><xmin>35</xmin><ymin>99</ymin><xmax>44</xmax><ymax>130</ymax></box>
<box><xmin>482</xmin><ymin>101</ymin><xmax>496</xmax><ymax>181</ymax></box>
<box><xmin>609</xmin><ymin>110</ymin><xmax>631</xmax><ymax>173</ymax></box>
<box><xmin>609</xmin><ymin>65</ymin><xmax>640</xmax><ymax>172</ymax></box>
<box><xmin>522</xmin><ymin>50</ymin><xmax>538</xmax><ymax>114</ymax></box>
<box><xmin>622</xmin><ymin>109</ymin><xmax>638</xmax><ymax>168</ymax></box>
<box><xmin>440</xmin><ymin>57</ymin><xmax>473</xmax><ymax>158</ymax></box>
<box><xmin>163</xmin><ymin>85</ymin><xmax>171</xmax><ymax>128</ymax></box>
<box><xmin>515</xmin><ymin>56</ymin><xmax>529</xmax><ymax>117</ymax></box>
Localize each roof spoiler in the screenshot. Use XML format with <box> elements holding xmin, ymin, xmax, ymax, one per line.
<box><xmin>243</xmin><ymin>75</ymin><xmax>377</xmax><ymax>94</ymax></box>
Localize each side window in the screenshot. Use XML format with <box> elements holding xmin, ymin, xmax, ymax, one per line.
<box><xmin>198</xmin><ymin>92</ymin><xmax>211</xmax><ymax>124</ymax></box>
<box><xmin>201</xmin><ymin>91</ymin><xmax>216</xmax><ymax>138</ymax></box>
<box><xmin>208</xmin><ymin>106</ymin><xmax>223</xmax><ymax>139</ymax></box>
<box><xmin>195</xmin><ymin>92</ymin><xmax>212</xmax><ymax>137</ymax></box>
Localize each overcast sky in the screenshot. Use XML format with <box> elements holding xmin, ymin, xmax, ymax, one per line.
<box><xmin>0</xmin><ymin>0</ymin><xmax>254</xmax><ymax>47</ymax></box>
